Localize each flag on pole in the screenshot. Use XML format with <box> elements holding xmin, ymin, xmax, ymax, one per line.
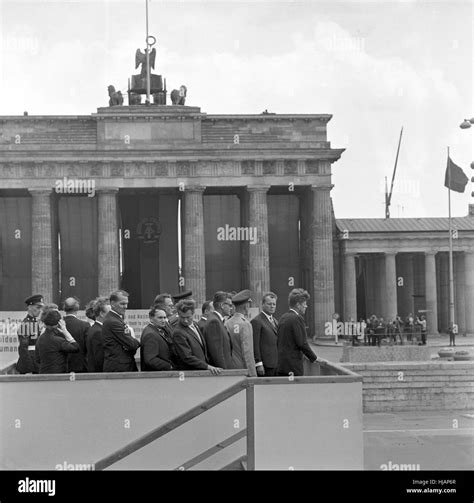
<box><xmin>444</xmin><ymin>156</ymin><xmax>468</xmax><ymax>193</ymax></box>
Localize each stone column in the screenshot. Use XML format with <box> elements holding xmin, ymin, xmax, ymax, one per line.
<box><xmin>455</xmin><ymin>253</ymin><xmax>466</xmax><ymax>335</ymax></box>
<box><xmin>424</xmin><ymin>251</ymin><xmax>438</xmax><ymax>335</ymax></box>
<box><xmin>183</xmin><ymin>187</ymin><xmax>206</xmax><ymax>305</ymax></box>
<box><xmin>30</xmin><ymin>189</ymin><xmax>54</xmax><ymax>302</ymax></box>
<box><xmin>343</xmin><ymin>253</ymin><xmax>357</xmax><ymax>322</ymax></box>
<box><xmin>465</xmin><ymin>252</ymin><xmax>474</xmax><ymax>335</ymax></box>
<box><xmin>98</xmin><ymin>189</ymin><xmax>120</xmax><ymax>296</ymax></box>
<box><xmin>312</xmin><ymin>186</ymin><xmax>335</xmax><ymax>335</ymax></box>
<box><xmin>248</xmin><ymin>186</ymin><xmax>270</xmax><ymax>306</ymax></box>
<box><xmin>384</xmin><ymin>252</ymin><xmax>398</xmax><ymax>320</ymax></box>
<box><xmin>397</xmin><ymin>253</ymin><xmax>414</xmax><ymax>317</ymax></box>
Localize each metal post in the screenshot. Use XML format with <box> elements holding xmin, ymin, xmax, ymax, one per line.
<box><xmin>246</xmin><ymin>384</ymin><xmax>255</xmax><ymax>470</ymax></box>
<box><xmin>447</xmin><ymin>147</ymin><xmax>455</xmax><ymax>331</ymax></box>
<box><xmin>145</xmin><ymin>0</ymin><xmax>150</xmax><ymax>105</ymax></box>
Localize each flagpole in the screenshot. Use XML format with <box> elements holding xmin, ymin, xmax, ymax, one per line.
<box><xmin>145</xmin><ymin>0</ymin><xmax>150</xmax><ymax>105</ymax></box>
<box><xmin>447</xmin><ymin>147</ymin><xmax>455</xmax><ymax>332</ymax></box>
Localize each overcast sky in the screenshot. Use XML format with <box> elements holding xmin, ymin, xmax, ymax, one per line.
<box><xmin>0</xmin><ymin>0</ymin><xmax>472</xmax><ymax>218</ymax></box>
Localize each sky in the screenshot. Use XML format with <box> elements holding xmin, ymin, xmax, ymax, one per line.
<box><xmin>0</xmin><ymin>0</ymin><xmax>473</xmax><ymax>219</ymax></box>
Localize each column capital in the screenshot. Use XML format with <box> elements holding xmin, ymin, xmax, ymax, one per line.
<box><xmin>96</xmin><ymin>188</ymin><xmax>119</xmax><ymax>194</ymax></box>
<box><xmin>247</xmin><ymin>185</ymin><xmax>270</xmax><ymax>193</ymax></box>
<box><xmin>28</xmin><ymin>188</ymin><xmax>53</xmax><ymax>196</ymax></box>
<box><xmin>384</xmin><ymin>251</ymin><xmax>398</xmax><ymax>257</ymax></box>
<box><xmin>311</xmin><ymin>184</ymin><xmax>334</xmax><ymax>192</ymax></box>
<box><xmin>425</xmin><ymin>250</ymin><xmax>437</xmax><ymax>256</ymax></box>
<box><xmin>184</xmin><ymin>186</ymin><xmax>206</xmax><ymax>193</ymax></box>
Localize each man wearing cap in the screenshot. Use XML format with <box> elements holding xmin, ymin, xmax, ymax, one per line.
<box><xmin>63</xmin><ymin>297</ymin><xmax>90</xmax><ymax>373</ymax></box>
<box><xmin>251</xmin><ymin>292</ymin><xmax>279</xmax><ymax>376</ymax></box>
<box><xmin>16</xmin><ymin>294</ymin><xmax>44</xmax><ymax>374</ymax></box>
<box><xmin>36</xmin><ymin>309</ymin><xmax>80</xmax><ymax>374</ymax></box>
<box><xmin>203</xmin><ymin>291</ymin><xmax>234</xmax><ymax>369</ymax></box>
<box><xmin>169</xmin><ymin>290</ymin><xmax>193</xmax><ymax>327</ymax></box>
<box><xmin>225</xmin><ymin>290</ymin><xmax>257</xmax><ymax>377</ymax></box>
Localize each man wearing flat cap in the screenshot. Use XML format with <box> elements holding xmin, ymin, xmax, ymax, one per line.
<box><xmin>16</xmin><ymin>294</ymin><xmax>44</xmax><ymax>374</ymax></box>
<box><xmin>225</xmin><ymin>290</ymin><xmax>257</xmax><ymax>376</ymax></box>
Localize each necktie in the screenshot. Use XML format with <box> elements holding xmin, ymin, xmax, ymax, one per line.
<box><xmin>190</xmin><ymin>324</ymin><xmax>203</xmax><ymax>346</ymax></box>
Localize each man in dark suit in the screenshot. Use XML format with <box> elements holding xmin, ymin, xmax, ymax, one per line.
<box><xmin>277</xmin><ymin>288</ymin><xmax>321</xmax><ymax>377</ymax></box>
<box><xmin>153</xmin><ymin>292</ymin><xmax>175</xmax><ymax>337</ymax></box>
<box><xmin>172</xmin><ymin>299</ymin><xmax>221</xmax><ymax>374</ymax></box>
<box><xmin>85</xmin><ymin>296</ymin><xmax>111</xmax><ymax>372</ymax></box>
<box><xmin>203</xmin><ymin>291</ymin><xmax>233</xmax><ymax>369</ymax></box>
<box><xmin>140</xmin><ymin>306</ymin><xmax>177</xmax><ymax>371</ymax></box>
<box><xmin>63</xmin><ymin>297</ymin><xmax>90</xmax><ymax>373</ymax></box>
<box><xmin>197</xmin><ymin>300</ymin><xmax>213</xmax><ymax>332</ymax></box>
<box><xmin>251</xmin><ymin>291</ymin><xmax>279</xmax><ymax>376</ymax></box>
<box><xmin>103</xmin><ymin>290</ymin><xmax>140</xmax><ymax>372</ymax></box>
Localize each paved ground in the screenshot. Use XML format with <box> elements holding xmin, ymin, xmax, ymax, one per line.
<box><xmin>363</xmin><ymin>410</ymin><xmax>474</xmax><ymax>470</ymax></box>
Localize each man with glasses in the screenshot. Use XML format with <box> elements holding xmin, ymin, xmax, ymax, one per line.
<box><xmin>277</xmin><ymin>288</ymin><xmax>321</xmax><ymax>377</ymax></box>
<box><xmin>203</xmin><ymin>291</ymin><xmax>234</xmax><ymax>369</ymax></box>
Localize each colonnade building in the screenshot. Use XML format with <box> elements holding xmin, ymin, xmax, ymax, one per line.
<box><xmin>0</xmin><ymin>105</ymin><xmax>473</xmax><ymax>335</ymax></box>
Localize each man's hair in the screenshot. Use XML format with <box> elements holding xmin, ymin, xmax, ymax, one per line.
<box><xmin>110</xmin><ymin>290</ymin><xmax>129</xmax><ymax>303</ymax></box>
<box><xmin>213</xmin><ymin>291</ymin><xmax>230</xmax><ymax>309</ymax></box>
<box><xmin>85</xmin><ymin>300</ymin><xmax>96</xmax><ymax>321</ymax></box>
<box><xmin>201</xmin><ymin>300</ymin><xmax>212</xmax><ymax>314</ymax></box>
<box><xmin>176</xmin><ymin>299</ymin><xmax>196</xmax><ymax>314</ymax></box>
<box><xmin>153</xmin><ymin>293</ymin><xmax>172</xmax><ymax>305</ymax></box>
<box><xmin>288</xmin><ymin>288</ymin><xmax>310</xmax><ymax>308</ymax></box>
<box><xmin>92</xmin><ymin>296</ymin><xmax>110</xmax><ymax>319</ymax></box>
<box><xmin>262</xmin><ymin>292</ymin><xmax>277</xmax><ymax>304</ymax></box>
<box><xmin>149</xmin><ymin>306</ymin><xmax>166</xmax><ymax>318</ymax></box>
<box><xmin>63</xmin><ymin>297</ymin><xmax>80</xmax><ymax>313</ymax></box>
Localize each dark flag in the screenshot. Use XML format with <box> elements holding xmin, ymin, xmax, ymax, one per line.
<box><xmin>444</xmin><ymin>156</ymin><xmax>468</xmax><ymax>193</ymax></box>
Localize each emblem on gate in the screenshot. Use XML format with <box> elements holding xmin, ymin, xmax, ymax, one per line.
<box><xmin>136</xmin><ymin>217</ymin><xmax>162</xmax><ymax>244</ymax></box>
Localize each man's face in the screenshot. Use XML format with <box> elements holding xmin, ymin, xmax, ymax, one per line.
<box><xmin>29</xmin><ymin>304</ymin><xmax>42</xmax><ymax>317</ymax></box>
<box><xmin>164</xmin><ymin>297</ymin><xmax>174</xmax><ymax>316</ymax></box>
<box><xmin>262</xmin><ymin>296</ymin><xmax>276</xmax><ymax>315</ymax></box>
<box><xmin>112</xmin><ymin>294</ymin><xmax>128</xmax><ymax>315</ymax></box>
<box><xmin>178</xmin><ymin>310</ymin><xmax>194</xmax><ymax>327</ymax></box>
<box><xmin>221</xmin><ymin>299</ymin><xmax>233</xmax><ymax>318</ymax></box>
<box><xmin>151</xmin><ymin>309</ymin><xmax>167</xmax><ymax>328</ymax></box>
<box><xmin>296</xmin><ymin>300</ymin><xmax>308</xmax><ymax>315</ymax></box>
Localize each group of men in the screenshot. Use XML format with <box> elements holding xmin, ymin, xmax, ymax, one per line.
<box><xmin>16</xmin><ymin>287</ymin><xmax>322</xmax><ymax>377</ymax></box>
<box><xmin>357</xmin><ymin>313</ymin><xmax>428</xmax><ymax>346</ymax></box>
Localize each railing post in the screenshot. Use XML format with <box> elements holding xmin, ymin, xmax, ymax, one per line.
<box><xmin>246</xmin><ymin>383</ymin><xmax>255</xmax><ymax>470</ymax></box>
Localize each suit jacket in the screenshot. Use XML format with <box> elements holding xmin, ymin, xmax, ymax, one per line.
<box><xmin>140</xmin><ymin>323</ymin><xmax>176</xmax><ymax>371</ymax></box>
<box><xmin>103</xmin><ymin>311</ymin><xmax>140</xmax><ymax>372</ymax></box>
<box><xmin>172</xmin><ymin>322</ymin><xmax>209</xmax><ymax>370</ymax></box>
<box><xmin>36</xmin><ymin>327</ymin><xmax>80</xmax><ymax>374</ymax></box>
<box><xmin>64</xmin><ymin>315</ymin><xmax>90</xmax><ymax>373</ymax></box>
<box><xmin>203</xmin><ymin>312</ymin><xmax>233</xmax><ymax>369</ymax></box>
<box><xmin>16</xmin><ymin>314</ymin><xmax>40</xmax><ymax>374</ymax></box>
<box><xmin>277</xmin><ymin>310</ymin><xmax>317</xmax><ymax>376</ymax></box>
<box><xmin>86</xmin><ymin>321</ymin><xmax>104</xmax><ymax>373</ymax></box>
<box><xmin>251</xmin><ymin>312</ymin><xmax>278</xmax><ymax>370</ymax></box>
<box><xmin>225</xmin><ymin>313</ymin><xmax>257</xmax><ymax>376</ymax></box>
<box><xmin>197</xmin><ymin>317</ymin><xmax>208</xmax><ymax>333</ymax></box>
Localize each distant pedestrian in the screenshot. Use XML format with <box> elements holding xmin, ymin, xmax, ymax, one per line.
<box><xmin>16</xmin><ymin>294</ymin><xmax>44</xmax><ymax>374</ymax></box>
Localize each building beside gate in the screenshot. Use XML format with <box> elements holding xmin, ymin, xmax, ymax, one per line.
<box><xmin>1</xmin><ymin>104</ymin><xmax>473</xmax><ymax>336</ymax></box>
